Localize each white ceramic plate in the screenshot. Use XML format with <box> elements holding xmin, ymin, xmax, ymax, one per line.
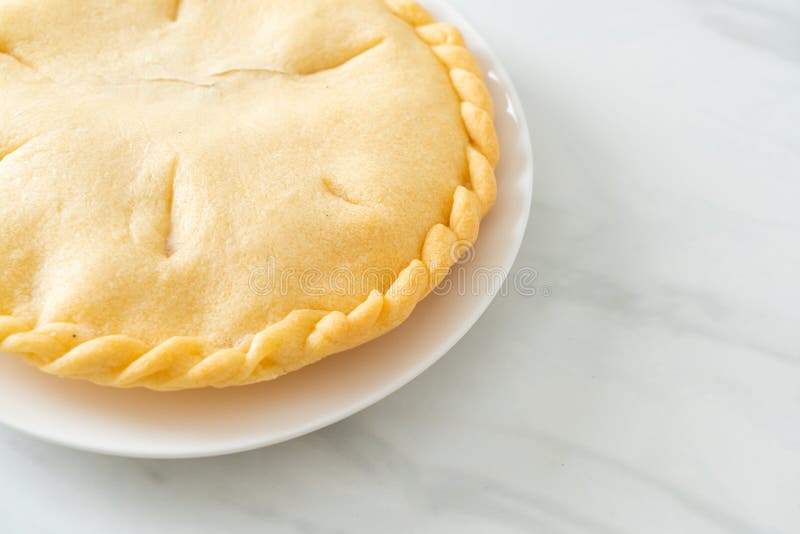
<box><xmin>0</xmin><ymin>0</ymin><xmax>533</xmax><ymax>459</ymax></box>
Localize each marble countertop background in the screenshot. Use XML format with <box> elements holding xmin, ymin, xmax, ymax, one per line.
<box><xmin>2</xmin><ymin>0</ymin><xmax>799</xmax><ymax>532</ymax></box>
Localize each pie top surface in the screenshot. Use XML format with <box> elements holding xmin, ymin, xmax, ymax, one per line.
<box><xmin>0</xmin><ymin>0</ymin><xmax>498</xmax><ymax>389</ymax></box>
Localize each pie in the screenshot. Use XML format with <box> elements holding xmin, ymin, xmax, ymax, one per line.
<box><xmin>0</xmin><ymin>0</ymin><xmax>498</xmax><ymax>390</ymax></box>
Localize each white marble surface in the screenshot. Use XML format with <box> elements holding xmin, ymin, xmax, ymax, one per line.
<box><xmin>2</xmin><ymin>0</ymin><xmax>799</xmax><ymax>532</ymax></box>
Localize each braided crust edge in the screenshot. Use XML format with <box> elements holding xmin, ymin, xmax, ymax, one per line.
<box><xmin>0</xmin><ymin>0</ymin><xmax>499</xmax><ymax>390</ymax></box>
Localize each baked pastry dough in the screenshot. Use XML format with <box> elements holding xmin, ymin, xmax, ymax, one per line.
<box><xmin>0</xmin><ymin>0</ymin><xmax>497</xmax><ymax>389</ymax></box>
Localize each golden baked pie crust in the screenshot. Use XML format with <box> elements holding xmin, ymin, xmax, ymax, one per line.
<box><xmin>0</xmin><ymin>0</ymin><xmax>498</xmax><ymax>390</ymax></box>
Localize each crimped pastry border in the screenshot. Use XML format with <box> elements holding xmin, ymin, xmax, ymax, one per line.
<box><xmin>0</xmin><ymin>0</ymin><xmax>499</xmax><ymax>390</ymax></box>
